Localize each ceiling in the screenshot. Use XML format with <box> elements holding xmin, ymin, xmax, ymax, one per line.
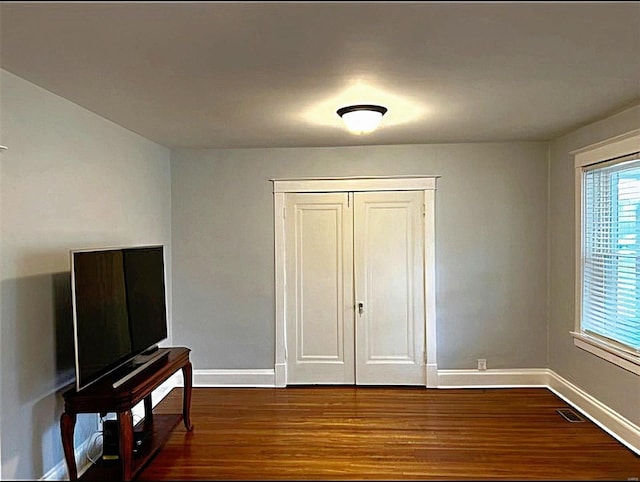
<box><xmin>1</xmin><ymin>1</ymin><xmax>639</xmax><ymax>149</ymax></box>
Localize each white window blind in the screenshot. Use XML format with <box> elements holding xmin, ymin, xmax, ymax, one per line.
<box><xmin>582</xmin><ymin>154</ymin><xmax>640</xmax><ymax>352</ymax></box>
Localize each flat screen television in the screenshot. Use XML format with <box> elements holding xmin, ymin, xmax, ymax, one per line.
<box><xmin>71</xmin><ymin>245</ymin><xmax>169</xmax><ymax>392</ymax></box>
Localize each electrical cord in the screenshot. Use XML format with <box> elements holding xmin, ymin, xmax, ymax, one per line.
<box><xmin>86</xmin><ymin>432</ymin><xmax>103</xmax><ymax>465</ymax></box>
<box><xmin>87</xmin><ymin>411</ymin><xmax>145</xmax><ymax>466</ymax></box>
<box><xmin>133</xmin><ymin>413</ymin><xmax>143</xmax><ymax>426</ymax></box>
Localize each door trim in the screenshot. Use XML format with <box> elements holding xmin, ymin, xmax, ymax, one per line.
<box><xmin>273</xmin><ymin>176</ymin><xmax>437</xmax><ymax>193</ymax></box>
<box><xmin>272</xmin><ymin>176</ymin><xmax>439</xmax><ymax>387</ymax></box>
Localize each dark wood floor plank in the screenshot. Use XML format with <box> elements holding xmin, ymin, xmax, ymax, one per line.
<box><xmin>133</xmin><ymin>386</ymin><xmax>639</xmax><ymax>480</ymax></box>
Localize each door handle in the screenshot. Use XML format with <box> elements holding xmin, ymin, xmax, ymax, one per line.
<box><xmin>358</xmin><ymin>302</ymin><xmax>364</xmax><ymax>315</ymax></box>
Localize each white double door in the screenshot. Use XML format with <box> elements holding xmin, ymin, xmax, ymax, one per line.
<box><xmin>284</xmin><ymin>190</ymin><xmax>425</xmax><ymax>385</ymax></box>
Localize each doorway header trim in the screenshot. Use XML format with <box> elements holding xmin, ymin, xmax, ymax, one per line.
<box><xmin>272</xmin><ymin>176</ymin><xmax>439</xmax><ymax>193</ymax></box>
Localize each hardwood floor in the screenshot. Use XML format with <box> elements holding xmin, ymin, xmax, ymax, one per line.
<box><xmin>133</xmin><ymin>386</ymin><xmax>639</xmax><ymax>480</ymax></box>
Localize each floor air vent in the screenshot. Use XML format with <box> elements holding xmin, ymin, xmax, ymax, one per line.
<box><xmin>556</xmin><ymin>408</ymin><xmax>585</xmax><ymax>422</ymax></box>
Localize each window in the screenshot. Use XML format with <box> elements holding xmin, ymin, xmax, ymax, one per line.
<box><xmin>574</xmin><ymin>130</ymin><xmax>640</xmax><ymax>375</ymax></box>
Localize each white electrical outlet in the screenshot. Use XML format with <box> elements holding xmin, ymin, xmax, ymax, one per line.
<box><xmin>477</xmin><ymin>358</ymin><xmax>487</xmax><ymax>371</ymax></box>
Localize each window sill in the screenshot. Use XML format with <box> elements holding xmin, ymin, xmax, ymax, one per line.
<box><xmin>571</xmin><ymin>332</ymin><xmax>640</xmax><ymax>376</ymax></box>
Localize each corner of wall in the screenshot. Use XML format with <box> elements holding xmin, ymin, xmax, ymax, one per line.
<box><xmin>545</xmin><ymin>141</ymin><xmax>553</xmax><ymax>370</ymax></box>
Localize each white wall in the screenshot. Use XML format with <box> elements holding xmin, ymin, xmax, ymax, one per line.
<box><xmin>170</xmin><ymin>142</ymin><xmax>549</xmax><ymax>373</ymax></box>
<box><xmin>548</xmin><ymin>104</ymin><xmax>640</xmax><ymax>428</ymax></box>
<box><xmin>0</xmin><ymin>70</ymin><xmax>172</xmax><ymax>480</ymax></box>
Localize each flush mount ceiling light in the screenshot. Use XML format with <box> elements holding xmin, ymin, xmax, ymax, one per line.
<box><xmin>336</xmin><ymin>104</ymin><xmax>388</xmax><ymax>135</ymax></box>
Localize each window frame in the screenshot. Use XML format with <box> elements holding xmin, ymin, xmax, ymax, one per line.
<box><xmin>573</xmin><ymin>129</ymin><xmax>640</xmax><ymax>375</ymax></box>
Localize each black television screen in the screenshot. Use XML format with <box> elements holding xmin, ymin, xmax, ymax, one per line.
<box><xmin>71</xmin><ymin>245</ymin><xmax>168</xmax><ymax>391</ymax></box>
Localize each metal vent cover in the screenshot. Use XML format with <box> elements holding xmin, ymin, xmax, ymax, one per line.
<box><xmin>556</xmin><ymin>408</ymin><xmax>585</xmax><ymax>422</ymax></box>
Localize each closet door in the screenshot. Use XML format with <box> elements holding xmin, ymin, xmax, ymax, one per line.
<box><xmin>283</xmin><ymin>190</ymin><xmax>425</xmax><ymax>386</ymax></box>
<box><xmin>353</xmin><ymin>191</ymin><xmax>425</xmax><ymax>385</ymax></box>
<box><xmin>284</xmin><ymin>193</ymin><xmax>355</xmax><ymax>384</ymax></box>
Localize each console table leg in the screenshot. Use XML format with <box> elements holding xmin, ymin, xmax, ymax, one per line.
<box><xmin>60</xmin><ymin>411</ymin><xmax>77</xmax><ymax>481</ymax></box>
<box><xmin>143</xmin><ymin>394</ymin><xmax>154</xmax><ymax>430</ymax></box>
<box><xmin>182</xmin><ymin>361</ymin><xmax>194</xmax><ymax>431</ymax></box>
<box><xmin>118</xmin><ymin>410</ymin><xmax>134</xmax><ymax>480</ymax></box>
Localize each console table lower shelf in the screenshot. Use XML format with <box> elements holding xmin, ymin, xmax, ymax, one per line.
<box><xmin>60</xmin><ymin>347</ymin><xmax>193</xmax><ymax>481</ymax></box>
<box><xmin>80</xmin><ymin>414</ymin><xmax>183</xmax><ymax>481</ymax></box>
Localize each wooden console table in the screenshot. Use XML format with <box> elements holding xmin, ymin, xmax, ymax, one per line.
<box><xmin>60</xmin><ymin>347</ymin><xmax>193</xmax><ymax>481</ymax></box>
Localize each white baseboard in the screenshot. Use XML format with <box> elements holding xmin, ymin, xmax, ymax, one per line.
<box><xmin>40</xmin><ymin>433</ymin><xmax>97</xmax><ymax>481</ymax></box>
<box><xmin>437</xmin><ymin>368</ymin><xmax>549</xmax><ymax>388</ymax></box>
<box><xmin>192</xmin><ymin>368</ymin><xmax>275</xmax><ymax>387</ymax></box>
<box><xmin>546</xmin><ymin>370</ymin><xmax>640</xmax><ymax>456</ymax></box>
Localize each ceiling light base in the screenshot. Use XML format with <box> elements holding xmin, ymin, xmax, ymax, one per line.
<box><xmin>337</xmin><ymin>104</ymin><xmax>388</xmax><ymax>135</ymax></box>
